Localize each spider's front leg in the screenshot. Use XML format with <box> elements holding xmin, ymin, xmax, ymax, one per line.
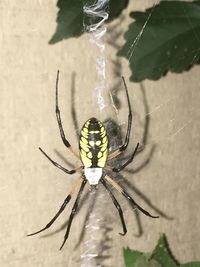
<box><xmin>107</xmin><ymin>143</ymin><xmax>140</xmax><ymax>173</ymax></box>
<box><xmin>39</xmin><ymin>147</ymin><xmax>82</xmax><ymax>174</ymax></box>
<box><xmin>56</xmin><ymin>70</ymin><xmax>80</xmax><ymax>159</ymax></box>
<box><xmin>108</xmin><ymin>77</ymin><xmax>133</xmax><ymax>160</ymax></box>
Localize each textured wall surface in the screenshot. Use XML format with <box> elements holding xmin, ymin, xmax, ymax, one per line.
<box><xmin>1</xmin><ymin>1</ymin><xmax>200</xmax><ymax>266</ymax></box>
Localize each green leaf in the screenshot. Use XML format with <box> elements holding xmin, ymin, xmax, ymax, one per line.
<box><xmin>118</xmin><ymin>1</ymin><xmax>200</xmax><ymax>82</ymax></box>
<box><xmin>49</xmin><ymin>0</ymin><xmax>128</xmax><ymax>44</ymax></box>
<box><xmin>49</xmin><ymin>0</ymin><xmax>83</xmax><ymax>44</ymax></box>
<box><xmin>151</xmin><ymin>235</ymin><xmax>178</xmax><ymax>267</ymax></box>
<box><xmin>124</xmin><ymin>248</ymin><xmax>161</xmax><ymax>267</ymax></box>
<box><xmin>109</xmin><ymin>0</ymin><xmax>129</xmax><ymax>20</ymax></box>
<box><xmin>124</xmin><ymin>235</ymin><xmax>200</xmax><ymax>267</ymax></box>
<box><xmin>134</xmin><ymin>255</ymin><xmax>161</xmax><ymax>267</ymax></box>
<box><xmin>124</xmin><ymin>248</ymin><xmax>144</xmax><ymax>267</ymax></box>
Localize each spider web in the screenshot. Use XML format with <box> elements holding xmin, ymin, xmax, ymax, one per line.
<box><xmin>80</xmin><ymin>1</ymin><xmax>113</xmax><ymax>267</ymax></box>
<box><xmin>80</xmin><ymin>0</ymin><xmax>200</xmax><ymax>266</ymax></box>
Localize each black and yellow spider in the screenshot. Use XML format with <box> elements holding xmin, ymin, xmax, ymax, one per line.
<box><xmin>27</xmin><ymin>71</ymin><xmax>158</xmax><ymax>250</ymax></box>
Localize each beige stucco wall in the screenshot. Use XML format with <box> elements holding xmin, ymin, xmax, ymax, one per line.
<box><xmin>1</xmin><ymin>1</ymin><xmax>200</xmax><ymax>266</ymax></box>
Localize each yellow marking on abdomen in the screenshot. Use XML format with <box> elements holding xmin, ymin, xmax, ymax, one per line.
<box><xmin>80</xmin><ymin>153</ymin><xmax>92</xmax><ymax>167</ymax></box>
<box><xmin>89</xmin><ymin>141</ymin><xmax>95</xmax><ymax>146</ymax></box>
<box><xmin>81</xmin><ymin>149</ymin><xmax>87</xmax><ymax>157</ymax></box>
<box><xmin>100</xmin><ymin>139</ymin><xmax>108</xmax><ymax>152</ymax></box>
<box><xmin>81</xmin><ymin>136</ymin><xmax>88</xmax><ymax>144</ymax></box>
<box><xmin>80</xmin><ymin>140</ymin><xmax>90</xmax><ymax>152</ymax></box>
<box><xmin>100</xmin><ymin>126</ymin><xmax>105</xmax><ymax>133</ymax></box>
<box><xmin>98</xmin><ymin>150</ymin><xmax>108</xmax><ymax>167</ymax></box>
<box><xmin>81</xmin><ymin>130</ymin><xmax>88</xmax><ymax>139</ymax></box>
<box><xmin>87</xmin><ymin>152</ymin><xmax>92</xmax><ymax>159</ymax></box>
<box><xmin>90</xmin><ymin>130</ymin><xmax>100</xmax><ymax>134</ymax></box>
<box><xmin>102</xmin><ymin>137</ymin><xmax>107</xmax><ymax>143</ymax></box>
<box><xmin>96</xmin><ymin>140</ymin><xmax>101</xmax><ymax>146</ymax></box>
<box><xmin>98</xmin><ymin>151</ymin><xmax>102</xmax><ymax>158</ymax></box>
<box><xmin>101</xmin><ymin>131</ymin><xmax>106</xmax><ymax>138</ymax></box>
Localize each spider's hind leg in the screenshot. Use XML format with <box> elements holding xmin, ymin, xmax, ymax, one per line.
<box><xmin>101</xmin><ymin>178</ymin><xmax>127</xmax><ymax>236</ymax></box>
<box><xmin>105</xmin><ymin>175</ymin><xmax>159</xmax><ymax>219</ymax></box>
<box><xmin>27</xmin><ymin>177</ymin><xmax>84</xmax><ymax>238</ymax></box>
<box><xmin>60</xmin><ymin>179</ymin><xmax>87</xmax><ymax>250</ymax></box>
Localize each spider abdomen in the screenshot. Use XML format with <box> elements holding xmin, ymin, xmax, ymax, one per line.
<box><xmin>79</xmin><ymin>117</ymin><xmax>108</xmax><ymax>168</ymax></box>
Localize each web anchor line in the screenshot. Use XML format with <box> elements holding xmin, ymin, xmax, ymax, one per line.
<box><xmin>81</xmin><ymin>1</ymin><xmax>110</xmax><ymax>267</ymax></box>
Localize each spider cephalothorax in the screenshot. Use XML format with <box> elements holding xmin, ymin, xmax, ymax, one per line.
<box><xmin>27</xmin><ymin>71</ymin><xmax>158</xmax><ymax>250</ymax></box>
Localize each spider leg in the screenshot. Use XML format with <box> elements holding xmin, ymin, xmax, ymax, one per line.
<box><xmin>27</xmin><ymin>177</ymin><xmax>83</xmax><ymax>237</ymax></box>
<box><xmin>122</xmin><ymin>178</ymin><xmax>173</xmax><ymax>220</ymax></box>
<box><xmin>101</xmin><ymin>178</ymin><xmax>127</xmax><ymax>236</ymax></box>
<box><xmin>108</xmin><ymin>77</ymin><xmax>132</xmax><ymax>160</ymax></box>
<box><xmin>111</xmin><ymin>143</ymin><xmax>139</xmax><ymax>172</ymax></box>
<box><xmin>56</xmin><ymin>70</ymin><xmax>80</xmax><ymax>159</ymax></box>
<box><xmin>60</xmin><ymin>179</ymin><xmax>87</xmax><ymax>250</ymax></box>
<box><xmin>105</xmin><ymin>175</ymin><xmax>159</xmax><ymax>219</ymax></box>
<box><xmin>133</xmin><ymin>209</ymin><xmax>143</xmax><ymax>237</ymax></box>
<box><xmin>124</xmin><ymin>145</ymin><xmax>156</xmax><ymax>175</ymax></box>
<box><xmin>39</xmin><ymin>147</ymin><xmax>81</xmax><ymax>174</ymax></box>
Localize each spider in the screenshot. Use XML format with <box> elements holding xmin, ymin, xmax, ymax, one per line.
<box><xmin>27</xmin><ymin>71</ymin><xmax>158</xmax><ymax>250</ymax></box>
